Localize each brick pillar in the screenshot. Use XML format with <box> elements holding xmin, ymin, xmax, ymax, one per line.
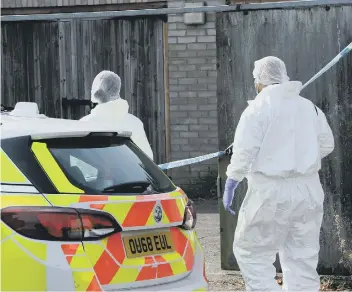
<box><xmin>167</xmin><ymin>0</ymin><xmax>225</xmax><ymax>197</ymax></box>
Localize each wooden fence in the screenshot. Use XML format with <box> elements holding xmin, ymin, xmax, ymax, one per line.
<box><xmin>217</xmin><ymin>3</ymin><xmax>352</xmax><ymax>275</ymax></box>
<box><xmin>1</xmin><ymin>17</ymin><xmax>167</xmax><ymax>163</ymax></box>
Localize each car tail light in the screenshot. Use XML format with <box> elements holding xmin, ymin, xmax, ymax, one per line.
<box><xmin>181</xmin><ymin>200</ymin><xmax>197</xmax><ymax>230</ymax></box>
<box><xmin>1</xmin><ymin>206</ymin><xmax>121</xmax><ymax>241</ymax></box>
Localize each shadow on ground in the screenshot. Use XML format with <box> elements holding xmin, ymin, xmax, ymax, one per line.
<box><xmin>195</xmin><ymin>198</ymin><xmax>352</xmax><ymax>291</ymax></box>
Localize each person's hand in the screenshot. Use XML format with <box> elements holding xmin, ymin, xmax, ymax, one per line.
<box><xmin>225</xmin><ymin>144</ymin><xmax>233</xmax><ymax>156</ymax></box>
<box><xmin>223</xmin><ymin>178</ymin><xmax>239</xmax><ymax>216</ymax></box>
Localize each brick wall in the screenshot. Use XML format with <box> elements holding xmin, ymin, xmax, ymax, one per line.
<box><xmin>168</xmin><ymin>0</ymin><xmax>224</xmax><ymax>197</ymax></box>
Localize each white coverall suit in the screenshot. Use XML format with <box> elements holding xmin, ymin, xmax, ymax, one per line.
<box><xmin>80</xmin><ymin>98</ymin><xmax>154</xmax><ymax>160</ymax></box>
<box><xmin>80</xmin><ymin>70</ymin><xmax>154</xmax><ymax>160</ymax></box>
<box><xmin>226</xmin><ymin>81</ymin><xmax>335</xmax><ymax>291</ymax></box>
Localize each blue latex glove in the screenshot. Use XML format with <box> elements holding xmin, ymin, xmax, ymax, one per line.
<box><xmin>223</xmin><ymin>178</ymin><xmax>239</xmax><ymax>216</ymax></box>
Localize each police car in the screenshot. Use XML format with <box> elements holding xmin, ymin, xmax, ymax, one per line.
<box><xmin>1</xmin><ymin>102</ymin><xmax>208</xmax><ymax>291</ymax></box>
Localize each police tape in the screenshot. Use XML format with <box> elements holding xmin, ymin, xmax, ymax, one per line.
<box><xmin>302</xmin><ymin>41</ymin><xmax>352</xmax><ymax>90</ymax></box>
<box><xmin>158</xmin><ymin>151</ymin><xmax>225</xmax><ymax>170</ymax></box>
<box><xmin>159</xmin><ymin>41</ymin><xmax>352</xmax><ymax>171</ymax></box>
<box><xmin>158</xmin><ymin>144</ymin><xmax>233</xmax><ymax>170</ymax></box>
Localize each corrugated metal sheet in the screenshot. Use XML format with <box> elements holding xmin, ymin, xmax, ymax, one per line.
<box><xmin>1</xmin><ymin>18</ymin><xmax>166</xmax><ymax>163</ymax></box>
<box><xmin>217</xmin><ymin>5</ymin><xmax>352</xmax><ymax>275</ymax></box>
<box><xmin>1</xmin><ymin>0</ymin><xmax>163</xmax><ymax>8</ymax></box>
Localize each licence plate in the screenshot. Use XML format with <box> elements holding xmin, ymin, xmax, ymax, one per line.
<box><xmin>123</xmin><ymin>231</ymin><xmax>175</xmax><ymax>258</ymax></box>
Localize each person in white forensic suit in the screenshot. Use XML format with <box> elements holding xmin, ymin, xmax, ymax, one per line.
<box><xmin>80</xmin><ymin>70</ymin><xmax>154</xmax><ymax>160</ymax></box>
<box><xmin>222</xmin><ymin>56</ymin><xmax>335</xmax><ymax>291</ymax></box>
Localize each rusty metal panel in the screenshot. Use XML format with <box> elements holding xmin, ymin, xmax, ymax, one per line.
<box><xmin>216</xmin><ymin>4</ymin><xmax>352</xmax><ymax>275</ymax></box>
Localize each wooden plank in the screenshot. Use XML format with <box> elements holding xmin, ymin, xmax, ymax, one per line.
<box><xmin>58</xmin><ymin>21</ymin><xmax>67</xmax><ymax>117</ymax></box>
<box><xmin>333</xmin><ymin>5</ymin><xmax>352</xmax><ymax>276</ymax></box>
<box><xmin>70</xmin><ymin>20</ymin><xmax>78</xmax><ymax>100</ymax></box>
<box><xmin>24</xmin><ymin>23</ymin><xmax>34</xmax><ymax>104</ymax></box>
<box><xmin>141</xmin><ymin>18</ymin><xmax>153</xmax><ymax>157</ymax></box>
<box><xmin>28</xmin><ymin>23</ymin><xmax>37</xmax><ymax>106</ymax></box>
<box><xmin>129</xmin><ymin>19</ymin><xmax>138</xmax><ymax>121</ymax></box>
<box><xmin>163</xmin><ymin>22</ymin><xmax>171</xmax><ymax>164</ymax></box>
<box><xmin>7</xmin><ymin>24</ymin><xmax>15</xmax><ymax>105</ymax></box>
<box><xmin>66</xmin><ymin>20</ymin><xmax>73</xmax><ymax>105</ymax></box>
<box><xmin>11</xmin><ymin>22</ymin><xmax>17</xmax><ymax>104</ymax></box>
<box><xmin>1</xmin><ymin>24</ymin><xmax>8</xmax><ymax>105</ymax></box>
<box><xmin>148</xmin><ymin>18</ymin><xmax>156</xmax><ymax>161</ymax></box>
<box><xmin>49</xmin><ymin>22</ymin><xmax>61</xmax><ymax>118</ymax></box>
<box><xmin>218</xmin><ymin>154</ymin><xmax>243</xmax><ymax>271</ymax></box>
<box><xmin>58</xmin><ymin>20</ymin><xmax>72</xmax><ymax>119</ymax></box>
<box><xmin>1</xmin><ymin>24</ymin><xmax>11</xmax><ymax>106</ymax></box>
<box><xmin>76</xmin><ymin>20</ymin><xmax>85</xmax><ymax>118</ymax></box>
<box><xmin>116</xmin><ymin>19</ymin><xmax>125</xmax><ymax>99</ymax></box>
<box><xmin>123</xmin><ymin>20</ymin><xmax>132</xmax><ymax>107</ymax></box>
<box><xmin>88</xmin><ymin>19</ymin><xmax>95</xmax><ymax>110</ymax></box>
<box><xmin>102</xmin><ymin>19</ymin><xmax>111</xmax><ymax>70</ymax></box>
<box><xmin>22</xmin><ymin>23</ymin><xmax>30</xmax><ymax>102</ymax></box>
<box><xmin>90</xmin><ymin>20</ymin><xmax>98</xmax><ymax>85</ymax></box>
<box><xmin>13</xmin><ymin>23</ymin><xmax>27</xmax><ymax>103</ymax></box>
<box><xmin>109</xmin><ymin>19</ymin><xmax>117</xmax><ymax>77</ymax></box>
<box><xmin>39</xmin><ymin>23</ymin><xmax>49</xmax><ymax>115</ymax></box>
<box><xmin>95</xmin><ymin>19</ymin><xmax>103</xmax><ymax>75</ymax></box>
<box><xmin>155</xmin><ymin>19</ymin><xmax>166</xmax><ymax>164</ymax></box>
<box><xmin>1</xmin><ymin>2</ymin><xmax>167</xmax><ymax>16</ymax></box>
<box><xmin>65</xmin><ymin>21</ymin><xmax>73</xmax><ymax>119</ymax></box>
<box><xmin>33</xmin><ymin>22</ymin><xmax>42</xmax><ymax>110</ymax></box>
<box><xmin>135</xmin><ymin>18</ymin><xmax>143</xmax><ymax>129</ymax></box>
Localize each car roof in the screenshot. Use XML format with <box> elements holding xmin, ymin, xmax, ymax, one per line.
<box><xmin>1</xmin><ymin>112</ymin><xmax>132</xmax><ymax>140</ymax></box>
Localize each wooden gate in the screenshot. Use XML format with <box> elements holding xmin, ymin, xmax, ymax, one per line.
<box><xmin>217</xmin><ymin>3</ymin><xmax>352</xmax><ymax>275</ymax></box>
<box><xmin>1</xmin><ymin>17</ymin><xmax>166</xmax><ymax>163</ymax></box>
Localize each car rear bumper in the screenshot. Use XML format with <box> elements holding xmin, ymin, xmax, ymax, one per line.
<box><xmin>2</xmin><ymin>227</ymin><xmax>207</xmax><ymax>292</ymax></box>
<box><xmin>104</xmin><ymin>237</ymin><xmax>208</xmax><ymax>292</ymax></box>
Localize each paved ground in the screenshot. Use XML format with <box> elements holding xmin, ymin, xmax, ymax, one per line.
<box><xmin>194</xmin><ymin>198</ymin><xmax>352</xmax><ymax>292</ymax></box>
<box><xmin>194</xmin><ymin>198</ymin><xmax>245</xmax><ymax>291</ymax></box>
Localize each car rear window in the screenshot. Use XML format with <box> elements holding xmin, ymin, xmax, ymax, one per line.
<box><xmin>43</xmin><ymin>135</ymin><xmax>176</xmax><ymax>195</ymax></box>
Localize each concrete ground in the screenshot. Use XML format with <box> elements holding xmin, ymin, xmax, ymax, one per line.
<box><xmin>194</xmin><ymin>198</ymin><xmax>352</xmax><ymax>292</ymax></box>
<box><xmin>194</xmin><ymin>198</ymin><xmax>245</xmax><ymax>291</ymax></box>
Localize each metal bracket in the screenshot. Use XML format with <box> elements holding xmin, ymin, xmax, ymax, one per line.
<box><xmin>61</xmin><ymin>98</ymin><xmax>95</xmax><ymax>109</ymax></box>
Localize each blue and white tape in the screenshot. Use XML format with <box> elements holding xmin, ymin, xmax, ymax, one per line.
<box><xmin>158</xmin><ymin>144</ymin><xmax>233</xmax><ymax>170</ymax></box>
<box><xmin>159</xmin><ymin>41</ymin><xmax>352</xmax><ymax>171</ymax></box>
<box><xmin>158</xmin><ymin>151</ymin><xmax>225</xmax><ymax>170</ymax></box>
<box><xmin>302</xmin><ymin>41</ymin><xmax>352</xmax><ymax>90</ymax></box>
